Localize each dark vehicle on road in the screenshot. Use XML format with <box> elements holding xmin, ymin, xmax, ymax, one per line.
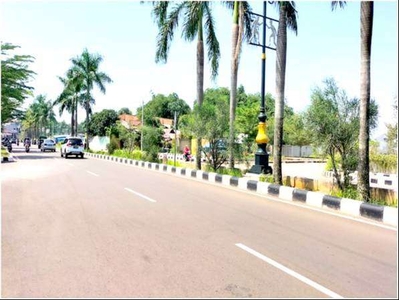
<box><xmin>37</xmin><ymin>136</ymin><xmax>47</xmax><ymax>149</ymax></box>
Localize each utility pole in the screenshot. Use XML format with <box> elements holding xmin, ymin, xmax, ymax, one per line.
<box><xmin>141</xmin><ymin>99</ymin><xmax>144</xmax><ymax>152</ymax></box>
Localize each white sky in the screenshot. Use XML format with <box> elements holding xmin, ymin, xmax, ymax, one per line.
<box><xmin>1</xmin><ymin>0</ymin><xmax>398</xmax><ymax>140</ymax></box>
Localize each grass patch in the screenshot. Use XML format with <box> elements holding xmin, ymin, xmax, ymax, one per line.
<box><xmin>259</xmin><ymin>174</ymin><xmax>274</xmax><ymax>183</ymax></box>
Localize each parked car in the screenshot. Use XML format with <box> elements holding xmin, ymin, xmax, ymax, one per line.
<box><xmin>41</xmin><ymin>139</ymin><xmax>56</xmax><ymax>152</ymax></box>
<box><xmin>60</xmin><ymin>137</ymin><xmax>84</xmax><ymax>158</ymax></box>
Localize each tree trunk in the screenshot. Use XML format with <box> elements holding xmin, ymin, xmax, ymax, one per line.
<box><xmin>85</xmin><ymin>102</ymin><xmax>90</xmax><ymax>150</ymax></box>
<box><xmin>195</xmin><ymin>22</ymin><xmax>204</xmax><ymax>170</ymax></box>
<box><xmin>273</xmin><ymin>5</ymin><xmax>287</xmax><ymax>185</ymax></box>
<box><xmin>74</xmin><ymin>96</ymin><xmax>78</xmax><ymax>136</ymax></box>
<box><xmin>358</xmin><ymin>2</ymin><xmax>373</xmax><ymax>202</ymax></box>
<box><xmin>71</xmin><ymin>112</ymin><xmax>74</xmax><ymax>136</ymax></box>
<box><xmin>229</xmin><ymin>2</ymin><xmax>244</xmax><ymax>170</ymax></box>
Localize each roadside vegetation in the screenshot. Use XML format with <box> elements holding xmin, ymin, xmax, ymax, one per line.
<box><xmin>2</xmin><ymin>2</ymin><xmax>397</xmax><ymax>207</ymax></box>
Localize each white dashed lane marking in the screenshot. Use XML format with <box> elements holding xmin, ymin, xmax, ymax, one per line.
<box><xmin>87</xmin><ymin>171</ymin><xmax>99</xmax><ymax>177</ymax></box>
<box><xmin>235</xmin><ymin>243</ymin><xmax>343</xmax><ymax>299</ymax></box>
<box><xmin>124</xmin><ymin>188</ymin><xmax>157</xmax><ymax>203</ymax></box>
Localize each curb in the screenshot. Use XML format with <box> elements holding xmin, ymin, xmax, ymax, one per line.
<box><xmin>85</xmin><ymin>153</ymin><xmax>398</xmax><ymax>227</ymax></box>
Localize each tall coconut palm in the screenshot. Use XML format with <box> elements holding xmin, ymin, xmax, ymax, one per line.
<box><xmin>69</xmin><ymin>48</ymin><xmax>112</xmax><ymax>149</ymax></box>
<box><xmin>54</xmin><ymin>72</ymin><xmax>84</xmax><ymax>136</ymax></box>
<box><xmin>331</xmin><ymin>1</ymin><xmax>377</xmax><ymax>201</ymax></box>
<box><xmin>357</xmin><ymin>1</ymin><xmax>373</xmax><ymax>201</ymax></box>
<box><xmin>32</xmin><ymin>95</ymin><xmax>50</xmax><ymax>136</ymax></box>
<box><xmin>225</xmin><ymin>1</ymin><xmax>252</xmax><ymax>169</ymax></box>
<box><xmin>271</xmin><ymin>1</ymin><xmax>298</xmax><ymax>185</ymax></box>
<box><xmin>153</xmin><ymin>1</ymin><xmax>221</xmax><ymax>170</ymax></box>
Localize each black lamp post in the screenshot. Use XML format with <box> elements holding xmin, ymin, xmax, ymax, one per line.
<box><xmin>248</xmin><ymin>1</ymin><xmax>278</xmax><ymax>175</ymax></box>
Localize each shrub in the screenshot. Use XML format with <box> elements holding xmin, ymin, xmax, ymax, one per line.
<box><xmin>106</xmin><ymin>136</ymin><xmax>120</xmax><ymax>155</ymax></box>
<box><xmin>331</xmin><ymin>185</ymin><xmax>359</xmax><ymax>200</ymax></box>
<box><xmin>259</xmin><ymin>174</ymin><xmax>274</xmax><ymax>183</ymax></box>
<box><xmin>370</xmin><ymin>154</ymin><xmax>397</xmax><ymax>173</ymax></box>
<box><xmin>216</xmin><ymin>167</ymin><xmax>243</xmax><ymax>177</ymax></box>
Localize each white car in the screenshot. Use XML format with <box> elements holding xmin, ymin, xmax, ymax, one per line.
<box><xmin>60</xmin><ymin>137</ymin><xmax>84</xmax><ymax>158</ymax></box>
<box><xmin>41</xmin><ymin>139</ymin><xmax>56</xmax><ymax>152</ymax></box>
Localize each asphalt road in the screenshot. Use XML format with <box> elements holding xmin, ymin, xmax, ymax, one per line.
<box><xmin>1</xmin><ymin>145</ymin><xmax>397</xmax><ymax>298</ymax></box>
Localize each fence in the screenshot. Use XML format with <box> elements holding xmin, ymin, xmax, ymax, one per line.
<box><xmin>269</xmin><ymin>145</ymin><xmax>313</xmax><ymax>158</ymax></box>
<box><xmin>323</xmin><ymin>171</ymin><xmax>398</xmax><ymax>191</ymax></box>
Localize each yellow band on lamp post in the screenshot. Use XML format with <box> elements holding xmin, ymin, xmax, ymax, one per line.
<box><xmin>261</xmin><ymin>53</ymin><xmax>266</xmax><ymax>60</ymax></box>
<box><xmin>255</xmin><ymin>122</ymin><xmax>269</xmax><ymax>145</ymax></box>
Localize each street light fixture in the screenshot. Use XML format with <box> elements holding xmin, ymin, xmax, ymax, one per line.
<box><xmin>248</xmin><ymin>1</ymin><xmax>278</xmax><ymax>175</ymax></box>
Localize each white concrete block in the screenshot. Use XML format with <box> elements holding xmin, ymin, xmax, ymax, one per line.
<box><xmin>340</xmin><ymin>198</ymin><xmax>361</xmax><ymax>217</ymax></box>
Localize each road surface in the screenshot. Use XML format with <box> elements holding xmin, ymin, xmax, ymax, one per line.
<box><xmin>1</xmin><ymin>144</ymin><xmax>397</xmax><ymax>298</ymax></box>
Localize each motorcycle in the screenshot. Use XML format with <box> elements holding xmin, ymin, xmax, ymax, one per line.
<box><xmin>7</xmin><ymin>142</ymin><xmax>12</xmax><ymax>153</ymax></box>
<box><xmin>25</xmin><ymin>143</ymin><xmax>30</xmax><ymax>153</ymax></box>
<box><xmin>183</xmin><ymin>152</ymin><xmax>191</xmax><ymax>162</ymax></box>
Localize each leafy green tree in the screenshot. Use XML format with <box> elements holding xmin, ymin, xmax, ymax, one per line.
<box><xmin>180</xmin><ymin>88</ymin><xmax>230</xmax><ymax>171</ymax></box>
<box><xmin>384</xmin><ymin>96</ymin><xmax>397</xmax><ymax>155</ymax></box>
<box><xmin>53</xmin><ymin>120</ymin><xmax>70</xmax><ymax>135</ymax></box>
<box><xmin>88</xmin><ymin>109</ymin><xmax>119</xmax><ymax>137</ymax></box>
<box><xmin>269</xmin><ymin>1</ymin><xmax>298</xmax><ymax>184</ymax></box>
<box><xmin>116</xmin><ymin>121</ymin><xmax>140</xmax><ymax>153</ymax></box>
<box><xmin>152</xmin><ymin>1</ymin><xmax>221</xmax><ymax>170</ymax></box>
<box><xmin>282</xmin><ymin>112</ymin><xmax>312</xmax><ymax>146</ymax></box>
<box><xmin>69</xmin><ymin>48</ymin><xmax>112</xmax><ymax>149</ymax></box>
<box><xmin>1</xmin><ymin>43</ymin><xmax>36</xmax><ymax>123</ymax></box>
<box><xmin>142</xmin><ymin>125</ymin><xmax>164</xmax><ymax>162</ymax></box>
<box><xmin>136</xmin><ymin>93</ymin><xmax>191</xmax><ymax>127</ymax></box>
<box><xmin>305</xmin><ymin>78</ymin><xmax>378</xmax><ymax>193</ymax></box>
<box><xmin>118</xmin><ymin>107</ymin><xmax>132</xmax><ymax>115</ymax></box>
<box><xmin>235</xmin><ymin>91</ymin><xmax>293</xmax><ymax>155</ymax></box>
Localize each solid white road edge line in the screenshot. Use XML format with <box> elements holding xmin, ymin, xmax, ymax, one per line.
<box><xmin>235</xmin><ymin>243</ymin><xmax>344</xmax><ymax>299</ymax></box>
<box><xmin>124</xmin><ymin>188</ymin><xmax>157</xmax><ymax>203</ymax></box>
<box><xmin>86</xmin><ymin>171</ymin><xmax>99</xmax><ymax>177</ymax></box>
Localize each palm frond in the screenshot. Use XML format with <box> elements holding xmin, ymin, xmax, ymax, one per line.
<box><xmin>151</xmin><ymin>1</ymin><xmax>170</xmax><ymax>27</ymax></box>
<box><xmin>203</xmin><ymin>2</ymin><xmax>220</xmax><ymax>80</ymax></box>
<box><xmin>182</xmin><ymin>2</ymin><xmax>202</xmax><ymax>41</ymax></box>
<box><xmin>284</xmin><ymin>1</ymin><xmax>298</xmax><ymax>35</ymax></box>
<box><xmin>241</xmin><ymin>1</ymin><xmax>253</xmax><ymax>42</ymax></box>
<box><xmin>155</xmin><ymin>2</ymin><xmax>185</xmax><ymax>63</ymax></box>
<box><xmin>94</xmin><ymin>72</ymin><xmax>113</xmax><ymax>94</ymax></box>
<box><xmin>221</xmin><ymin>1</ymin><xmax>234</xmax><ymax>10</ymax></box>
<box><xmin>331</xmin><ymin>1</ymin><xmax>346</xmax><ymax>11</ymax></box>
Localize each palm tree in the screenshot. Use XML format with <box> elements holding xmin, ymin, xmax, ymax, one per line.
<box><xmin>32</xmin><ymin>95</ymin><xmax>50</xmax><ymax>136</ymax></box>
<box><xmin>225</xmin><ymin>1</ymin><xmax>252</xmax><ymax>169</ymax></box>
<box><xmin>152</xmin><ymin>1</ymin><xmax>221</xmax><ymax>170</ymax></box>
<box><xmin>54</xmin><ymin>73</ymin><xmax>84</xmax><ymax>136</ymax></box>
<box><xmin>271</xmin><ymin>1</ymin><xmax>298</xmax><ymax>185</ymax></box>
<box><xmin>331</xmin><ymin>1</ymin><xmax>377</xmax><ymax>201</ymax></box>
<box><xmin>357</xmin><ymin>1</ymin><xmax>374</xmax><ymax>201</ymax></box>
<box><xmin>21</xmin><ymin>108</ymin><xmax>36</xmax><ymax>138</ymax></box>
<box><xmin>69</xmin><ymin>48</ymin><xmax>112</xmax><ymax>149</ymax></box>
